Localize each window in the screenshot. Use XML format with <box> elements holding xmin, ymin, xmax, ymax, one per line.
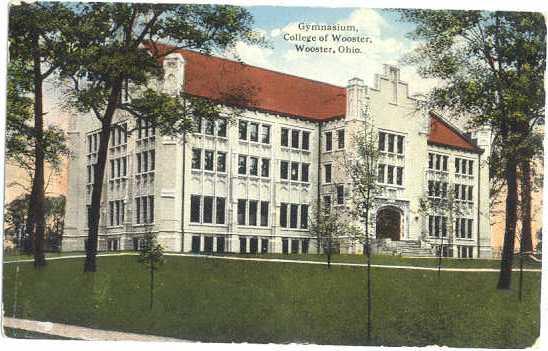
<box><xmin>109</xmin><ymin>201</ymin><xmax>114</xmax><ymax>226</ymax></box>
<box><xmin>249</xmin><ymin>200</ymin><xmax>258</xmax><ymax>226</ymax></box>
<box><xmin>135</xmin><ymin>196</ymin><xmax>154</xmax><ymax>224</ymax></box>
<box><xmin>442</xmin><ymin>155</ymin><xmax>448</xmax><ymax>171</ymax></box>
<box><xmin>378</xmin><ymin>164</ymin><xmax>385</xmax><ymax>183</ymax></box>
<box><xmin>260</xmin><ymin>201</ymin><xmax>269</xmax><ymax>226</ymax></box>
<box><xmin>397</xmin><ymin>135</ymin><xmax>404</xmax><ymax>154</ymax></box>
<box><xmin>135</xmin><ymin>198</ymin><xmax>141</xmax><ymax>224</ymax></box>
<box><xmin>302</xmin><ymin>131</ymin><xmax>310</xmax><ymax>150</ymax></box>
<box><xmin>280</xmin><ymin>161</ymin><xmax>289</xmax><ymax>179</ymax></box>
<box><xmin>325</xmin><ymin>132</ymin><xmax>332</xmax><ymax>151</ymax></box>
<box><xmin>261</xmin><ymin>159</ymin><xmax>270</xmax><ymax>177</ymax></box>
<box><xmin>396</xmin><ymin>167</ymin><xmax>403</xmax><ymax>186</ymax></box>
<box><xmin>468</xmin><ymin>186</ymin><xmax>473</xmax><ymax>202</ymax></box>
<box><xmin>110</xmin><ymin>160</ymin><xmax>115</xmax><ymax>178</ymax></box>
<box><xmin>281</xmin><ymin>128</ymin><xmax>289</xmax><ymax>147</ymax></box>
<box><xmin>136</xmin><ymin>153</ymin><xmax>142</xmax><ymax>173</ymax></box>
<box><xmin>387</xmin><ymin>165</ymin><xmax>394</xmax><ymax>184</ymax></box>
<box><xmin>192</xmin><ymin>149</ymin><xmax>201</xmax><ymax>169</ymax></box>
<box><xmin>468</xmin><ymin>160</ymin><xmax>474</xmax><ymax>175</ymax></box>
<box><xmin>388</xmin><ymin>134</ymin><xmax>395</xmax><ymax>153</ymax></box>
<box><xmin>461</xmin><ymin>159</ymin><xmax>467</xmax><ymax>175</ymax></box>
<box><xmin>337</xmin><ymin>129</ymin><xmax>345</xmax><ymax>149</ymax></box>
<box><xmin>467</xmin><ymin>219</ymin><xmax>473</xmax><ymax>238</ymax></box>
<box><xmin>260</xmin><ymin>125</ymin><xmax>270</xmax><ymax>144</ymax></box>
<box><xmin>291</xmin><ymin>130</ymin><xmax>300</xmax><ymax>148</ymax></box>
<box><xmin>280</xmin><ymin>203</ymin><xmax>288</xmax><ymax>227</ymax></box>
<box><xmin>336</xmin><ymin>185</ymin><xmax>344</xmax><ymax>205</ymax></box>
<box><xmin>429</xmin><ymin>154</ymin><xmax>434</xmax><ymax>169</ymax></box>
<box><xmin>249</xmin><ymin>122</ymin><xmax>259</xmax><ymax>142</ymax></box>
<box><xmin>325</xmin><ymin>164</ymin><xmax>332</xmax><ymax>183</ymax></box>
<box><xmin>193</xmin><ymin>116</ymin><xmax>202</xmax><ymax>133</ymax></box>
<box><xmin>203</xmin><ymin>196</ymin><xmax>213</xmax><ymax>223</ymax></box>
<box><xmin>302</xmin><ymin>164</ymin><xmax>309</xmax><ymax>182</ymax></box>
<box><xmin>217</xmin><ymin>152</ymin><xmax>226</xmax><ymax>172</ymax></box>
<box><xmin>290</xmin><ymin>204</ymin><xmax>298</xmax><ymax>228</ymax></box>
<box><xmin>238</xmin><ymin>155</ymin><xmax>247</xmax><ymax>175</ymax></box>
<box><xmin>204</xmin><ymin>150</ymin><xmax>214</xmax><ymax>171</ymax></box>
<box><xmin>378</xmin><ymin>132</ymin><xmax>386</xmax><ymax>151</ymax></box>
<box><xmin>237</xmin><ymin>200</ymin><xmax>246</xmax><ymax>225</ymax></box>
<box><xmin>458</xmin><ymin>246</ymin><xmax>473</xmax><ymax>258</ymax></box>
<box><xmin>239</xmin><ymin>120</ymin><xmax>248</xmax><ymax>140</ymax></box>
<box><xmin>190</xmin><ymin>195</ymin><xmax>201</xmax><ymax>223</ymax></box>
<box><xmin>321</xmin><ymin>196</ymin><xmax>331</xmax><ymax>209</ymax></box>
<box><xmin>249</xmin><ymin>157</ymin><xmax>258</xmax><ymax>176</ymax></box>
<box><xmin>217</xmin><ymin>119</ymin><xmax>227</xmax><ymax>137</ymax></box>
<box><xmin>216</xmin><ymin>197</ymin><xmax>225</xmax><ymax>224</ymax></box>
<box><xmin>290</xmin><ymin>162</ymin><xmax>299</xmax><ymax>181</ymax></box>
<box><xmin>455</xmin><ymin>158</ymin><xmax>460</xmax><ymax>173</ymax></box>
<box><xmin>204</xmin><ymin>119</ymin><xmax>214</xmax><ymax>135</ymax></box>
<box><xmin>301</xmin><ymin>205</ymin><xmax>309</xmax><ymax>229</ymax></box>
<box><xmin>429</xmin><ymin>215</ymin><xmax>448</xmax><ymax>237</ymax></box>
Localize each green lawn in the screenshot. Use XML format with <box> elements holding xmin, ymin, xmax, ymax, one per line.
<box><xmin>3</xmin><ymin>255</ymin><xmax>541</xmax><ymax>347</ymax></box>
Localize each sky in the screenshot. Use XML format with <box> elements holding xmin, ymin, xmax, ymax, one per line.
<box><xmin>222</xmin><ymin>6</ymin><xmax>438</xmax><ymax>96</ymax></box>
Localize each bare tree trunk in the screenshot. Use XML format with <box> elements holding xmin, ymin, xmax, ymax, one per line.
<box><xmin>520</xmin><ymin>159</ymin><xmax>533</xmax><ymax>253</ymax></box>
<box><xmin>30</xmin><ymin>33</ymin><xmax>46</xmax><ymax>268</ymax></box>
<box><xmin>84</xmin><ymin>80</ymin><xmax>122</xmax><ymax>272</ymax></box>
<box><xmin>150</xmin><ymin>262</ymin><xmax>154</xmax><ymax>309</ymax></box>
<box><xmin>365</xmin><ymin>202</ymin><xmax>372</xmax><ymax>344</ymax></box>
<box><xmin>497</xmin><ymin>157</ymin><xmax>519</xmax><ymax>289</ymax></box>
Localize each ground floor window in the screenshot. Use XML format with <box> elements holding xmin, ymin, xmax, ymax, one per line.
<box><xmin>250</xmin><ymin>237</ymin><xmax>258</xmax><ymax>254</ymax></box>
<box><xmin>458</xmin><ymin>245</ymin><xmax>473</xmax><ymax>258</ymax></box>
<box><xmin>291</xmin><ymin>239</ymin><xmax>299</xmax><ymax>254</ymax></box>
<box><xmin>204</xmin><ymin>236</ymin><xmax>214</xmax><ymax>253</ymax></box>
<box><xmin>282</xmin><ymin>239</ymin><xmax>289</xmax><ymax>254</ymax></box>
<box><xmin>302</xmin><ymin>239</ymin><xmax>309</xmax><ymax>254</ymax></box>
<box><xmin>191</xmin><ymin>235</ymin><xmax>200</xmax><ymax>253</ymax></box>
<box><xmin>240</xmin><ymin>237</ymin><xmax>247</xmax><ymax>253</ymax></box>
<box><xmin>217</xmin><ymin>237</ymin><xmax>225</xmax><ymax>253</ymax></box>
<box><xmin>261</xmin><ymin>239</ymin><xmax>269</xmax><ymax>253</ymax></box>
<box><xmin>435</xmin><ymin>245</ymin><xmax>452</xmax><ymax>257</ymax></box>
<box><xmin>107</xmin><ymin>238</ymin><xmax>119</xmax><ymax>251</ymax></box>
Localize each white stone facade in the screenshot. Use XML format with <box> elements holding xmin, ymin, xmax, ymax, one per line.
<box><xmin>63</xmin><ymin>54</ymin><xmax>492</xmax><ymax>258</ymax></box>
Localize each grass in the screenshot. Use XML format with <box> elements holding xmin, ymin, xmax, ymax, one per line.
<box><xmin>3</xmin><ymin>255</ymin><xmax>541</xmax><ymax>347</ymax></box>
<box><xmin>227</xmin><ymin>252</ymin><xmax>542</xmax><ymax>269</ymax></box>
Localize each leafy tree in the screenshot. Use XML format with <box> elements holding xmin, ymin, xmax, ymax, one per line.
<box><xmin>394</xmin><ymin>10</ymin><xmax>545</xmax><ymax>290</ymax></box>
<box><xmin>418</xmin><ymin>172</ymin><xmax>466</xmax><ymax>276</ymax></box>
<box><xmin>8</xmin><ymin>2</ymin><xmax>74</xmax><ymax>267</ymax></box>
<box><xmin>58</xmin><ymin>3</ymin><xmax>262</xmax><ymax>272</ymax></box>
<box><xmin>308</xmin><ymin>201</ymin><xmax>357</xmax><ymax>268</ymax></box>
<box><xmin>343</xmin><ymin>106</ymin><xmax>382</xmax><ymax>343</ymax></box>
<box><xmin>137</xmin><ymin>228</ymin><xmax>165</xmax><ymax>309</ymax></box>
<box><xmin>4</xmin><ymin>194</ymin><xmax>66</xmax><ymax>253</ymax></box>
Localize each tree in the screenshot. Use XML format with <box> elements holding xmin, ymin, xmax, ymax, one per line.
<box><xmin>58</xmin><ymin>3</ymin><xmax>262</xmax><ymax>272</ymax></box>
<box><xmin>4</xmin><ymin>194</ymin><xmax>66</xmax><ymax>253</ymax></box>
<box><xmin>308</xmin><ymin>201</ymin><xmax>357</xmax><ymax>268</ymax></box>
<box><xmin>344</xmin><ymin>106</ymin><xmax>382</xmax><ymax>343</ymax></box>
<box><xmin>137</xmin><ymin>227</ymin><xmax>165</xmax><ymax>309</ymax></box>
<box><xmin>8</xmin><ymin>2</ymin><xmax>74</xmax><ymax>267</ymax></box>
<box><xmin>418</xmin><ymin>172</ymin><xmax>466</xmax><ymax>276</ymax></box>
<box><xmin>394</xmin><ymin>10</ymin><xmax>545</xmax><ymax>290</ymax></box>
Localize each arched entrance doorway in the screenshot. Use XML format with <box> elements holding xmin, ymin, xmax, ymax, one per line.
<box><xmin>376</xmin><ymin>207</ymin><xmax>402</xmax><ymax>241</ymax></box>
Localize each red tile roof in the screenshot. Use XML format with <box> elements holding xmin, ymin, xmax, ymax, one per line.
<box><xmin>428</xmin><ymin>113</ymin><xmax>481</xmax><ymax>153</ymax></box>
<box><xmin>149</xmin><ymin>43</ymin><xmax>479</xmax><ymax>152</ymax></box>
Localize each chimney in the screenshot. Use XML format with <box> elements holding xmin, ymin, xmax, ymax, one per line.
<box><xmin>162</xmin><ymin>53</ymin><xmax>185</xmax><ymax>96</ymax></box>
<box><xmin>383</xmin><ymin>64</ymin><xmax>400</xmax><ymax>104</ymax></box>
<box><xmin>346</xmin><ymin>77</ymin><xmax>368</xmax><ymax>121</ymax></box>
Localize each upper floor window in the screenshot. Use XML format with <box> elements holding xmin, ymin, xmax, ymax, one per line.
<box><xmin>429</xmin><ymin>153</ymin><xmax>448</xmax><ymax>172</ymax></box>
<box><xmin>325</xmin><ymin>132</ymin><xmax>333</xmax><ymax>151</ymax></box>
<box><xmin>280</xmin><ymin>160</ymin><xmax>289</xmax><ymax>179</ymax></box>
<box><xmin>324</xmin><ymin>164</ymin><xmax>332</xmax><ymax>183</ymax></box>
<box><xmin>455</xmin><ymin>158</ymin><xmax>474</xmax><ymax>176</ymax></box>
<box><xmin>281</xmin><ymin>128</ymin><xmax>289</xmax><ymax>147</ymax></box>
<box><xmin>337</xmin><ymin>129</ymin><xmax>345</xmax><ymax>149</ymax></box>
<box><xmin>336</xmin><ymin>185</ymin><xmax>345</xmax><ymax>205</ymax></box>
<box><xmin>302</xmin><ymin>131</ymin><xmax>310</xmax><ymax>150</ymax></box>
<box><xmin>249</xmin><ymin>122</ymin><xmax>259</xmax><ymax>142</ymax></box>
<box><xmin>291</xmin><ymin>130</ymin><xmax>300</xmax><ymax>148</ymax></box>
<box><xmin>378</xmin><ymin>164</ymin><xmax>403</xmax><ymax>186</ymax></box>
<box><xmin>260</xmin><ymin>125</ymin><xmax>270</xmax><ymax>144</ymax></box>
<box><xmin>239</xmin><ymin>121</ymin><xmax>248</xmax><ymax>140</ymax></box>
<box><xmin>379</xmin><ymin>131</ymin><xmax>404</xmax><ymax>155</ymax></box>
